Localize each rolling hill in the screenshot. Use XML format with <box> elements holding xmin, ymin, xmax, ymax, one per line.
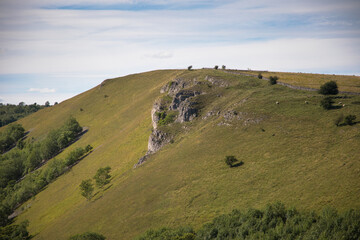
<box><xmin>5</xmin><ymin>69</ymin><xmax>360</xmax><ymax>239</ymax></box>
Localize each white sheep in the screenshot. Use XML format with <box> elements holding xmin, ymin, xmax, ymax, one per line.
<box><xmin>276</xmin><ymin>101</ymin><xmax>279</xmax><ymax>104</ymax></box>
<box><xmin>305</xmin><ymin>101</ymin><xmax>308</xmax><ymax>104</ymax></box>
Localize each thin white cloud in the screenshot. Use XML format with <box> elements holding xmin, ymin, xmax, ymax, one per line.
<box><xmin>145</xmin><ymin>51</ymin><xmax>173</xmax><ymax>59</ymax></box>
<box><xmin>28</xmin><ymin>88</ymin><xmax>56</xmax><ymax>93</ymax></box>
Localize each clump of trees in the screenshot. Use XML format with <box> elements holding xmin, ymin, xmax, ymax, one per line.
<box><xmin>0</xmin><ymin>220</ymin><xmax>30</xmax><ymax>240</ymax></box>
<box><xmin>269</xmin><ymin>76</ymin><xmax>278</xmax><ymax>85</ymax></box>
<box><xmin>80</xmin><ymin>179</ymin><xmax>94</xmax><ymax>201</ymax></box>
<box><xmin>94</xmin><ymin>166</ymin><xmax>111</xmax><ymax>188</ymax></box>
<box><xmin>69</xmin><ymin>232</ymin><xmax>106</xmax><ymax>240</ymax></box>
<box><xmin>319</xmin><ymin>81</ymin><xmax>338</xmax><ymax>95</ymax></box>
<box><xmin>0</xmin><ymin>123</ymin><xmax>25</xmax><ymax>153</ymax></box>
<box><xmin>79</xmin><ymin>166</ymin><xmax>112</xmax><ymax>200</ymax></box>
<box><xmin>0</xmin><ymin>102</ymin><xmax>47</xmax><ymax>127</ymax></box>
<box><xmin>137</xmin><ymin>202</ymin><xmax>360</xmax><ymax>240</ymax></box>
<box><xmin>335</xmin><ymin>114</ymin><xmax>357</xmax><ymax>126</ymax></box>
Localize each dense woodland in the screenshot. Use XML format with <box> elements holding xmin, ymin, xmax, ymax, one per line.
<box><xmin>0</xmin><ymin>117</ymin><xmax>91</xmax><ymax>238</ymax></box>
<box><xmin>0</xmin><ymin>102</ymin><xmax>49</xmax><ymax>127</ymax></box>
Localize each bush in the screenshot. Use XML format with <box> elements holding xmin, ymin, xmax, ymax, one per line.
<box><xmin>344</xmin><ymin>115</ymin><xmax>356</xmax><ymax>125</ymax></box>
<box><xmin>269</xmin><ymin>76</ymin><xmax>278</xmax><ymax>85</ymax></box>
<box><xmin>319</xmin><ymin>81</ymin><xmax>338</xmax><ymax>95</ymax></box>
<box><xmin>334</xmin><ymin>114</ymin><xmax>344</xmax><ymax>126</ymax></box>
<box><xmin>187</xmin><ymin>66</ymin><xmax>192</xmax><ymax>71</ymax></box>
<box><xmin>222</xmin><ymin>65</ymin><xmax>226</xmax><ymax>70</ymax></box>
<box><xmin>258</xmin><ymin>73</ymin><xmax>263</xmax><ymax>79</ymax></box>
<box><xmin>214</xmin><ymin>65</ymin><xmax>219</xmax><ymax>70</ymax></box>
<box><xmin>320</xmin><ymin>97</ymin><xmax>334</xmax><ymax>110</ymax></box>
<box><xmin>69</xmin><ymin>232</ymin><xmax>106</xmax><ymax>240</ymax></box>
<box><xmin>224</xmin><ymin>156</ymin><xmax>237</xmax><ymax>168</ymax></box>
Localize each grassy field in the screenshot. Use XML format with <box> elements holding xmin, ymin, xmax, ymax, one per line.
<box><xmin>6</xmin><ymin>69</ymin><xmax>360</xmax><ymax>239</ymax></box>
<box><xmin>233</xmin><ymin>70</ymin><xmax>360</xmax><ymax>93</ymax></box>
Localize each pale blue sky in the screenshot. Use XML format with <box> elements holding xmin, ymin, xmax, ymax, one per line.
<box><xmin>0</xmin><ymin>0</ymin><xmax>359</xmax><ymax>104</ymax></box>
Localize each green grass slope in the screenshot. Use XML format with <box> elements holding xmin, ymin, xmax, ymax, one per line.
<box><xmin>9</xmin><ymin>69</ymin><xmax>360</xmax><ymax>239</ymax></box>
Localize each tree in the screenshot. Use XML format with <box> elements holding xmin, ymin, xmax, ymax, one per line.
<box><xmin>319</xmin><ymin>81</ymin><xmax>338</xmax><ymax>95</ymax></box>
<box><xmin>222</xmin><ymin>65</ymin><xmax>226</xmax><ymax>70</ymax></box>
<box><xmin>258</xmin><ymin>73</ymin><xmax>263</xmax><ymax>79</ymax></box>
<box><xmin>80</xmin><ymin>179</ymin><xmax>94</xmax><ymax>200</ymax></box>
<box><xmin>69</xmin><ymin>232</ymin><xmax>106</xmax><ymax>240</ymax></box>
<box><xmin>187</xmin><ymin>66</ymin><xmax>192</xmax><ymax>71</ymax></box>
<box><xmin>93</xmin><ymin>167</ymin><xmax>111</xmax><ymax>188</ymax></box>
<box><xmin>224</xmin><ymin>156</ymin><xmax>237</xmax><ymax>168</ymax></box>
<box><xmin>45</xmin><ymin>101</ymin><xmax>50</xmax><ymax>107</ymax></box>
<box><xmin>214</xmin><ymin>65</ymin><xmax>219</xmax><ymax>70</ymax></box>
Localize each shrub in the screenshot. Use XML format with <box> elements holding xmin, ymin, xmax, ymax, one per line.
<box><xmin>80</xmin><ymin>179</ymin><xmax>94</xmax><ymax>200</ymax></box>
<box><xmin>69</xmin><ymin>232</ymin><xmax>106</xmax><ymax>240</ymax></box>
<box><xmin>214</xmin><ymin>65</ymin><xmax>219</xmax><ymax>70</ymax></box>
<box><xmin>320</xmin><ymin>97</ymin><xmax>334</xmax><ymax>110</ymax></box>
<box><xmin>187</xmin><ymin>66</ymin><xmax>192</xmax><ymax>71</ymax></box>
<box><xmin>269</xmin><ymin>76</ymin><xmax>278</xmax><ymax>85</ymax></box>
<box><xmin>258</xmin><ymin>73</ymin><xmax>263</xmax><ymax>79</ymax></box>
<box><xmin>222</xmin><ymin>65</ymin><xmax>226</xmax><ymax>70</ymax></box>
<box><xmin>319</xmin><ymin>81</ymin><xmax>338</xmax><ymax>95</ymax></box>
<box><xmin>334</xmin><ymin>114</ymin><xmax>344</xmax><ymax>126</ymax></box>
<box><xmin>344</xmin><ymin>115</ymin><xmax>356</xmax><ymax>125</ymax></box>
<box><xmin>224</xmin><ymin>156</ymin><xmax>237</xmax><ymax>167</ymax></box>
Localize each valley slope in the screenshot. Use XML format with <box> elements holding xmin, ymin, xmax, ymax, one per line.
<box><xmin>9</xmin><ymin>69</ymin><xmax>360</xmax><ymax>239</ymax></box>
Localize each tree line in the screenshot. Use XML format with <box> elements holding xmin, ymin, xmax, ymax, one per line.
<box><xmin>0</xmin><ymin>102</ymin><xmax>50</xmax><ymax>127</ymax></box>
<box><xmin>137</xmin><ymin>202</ymin><xmax>360</xmax><ymax>240</ymax></box>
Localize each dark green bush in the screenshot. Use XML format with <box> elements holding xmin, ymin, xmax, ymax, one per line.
<box><xmin>319</xmin><ymin>81</ymin><xmax>338</xmax><ymax>95</ymax></box>
<box><xmin>222</xmin><ymin>65</ymin><xmax>226</xmax><ymax>70</ymax></box>
<box><xmin>188</xmin><ymin>66</ymin><xmax>192</xmax><ymax>71</ymax></box>
<box><xmin>214</xmin><ymin>65</ymin><xmax>219</xmax><ymax>70</ymax></box>
<box><xmin>269</xmin><ymin>76</ymin><xmax>278</xmax><ymax>85</ymax></box>
<box><xmin>258</xmin><ymin>73</ymin><xmax>263</xmax><ymax>79</ymax></box>
<box><xmin>157</xmin><ymin>112</ymin><xmax>176</xmax><ymax>126</ymax></box>
<box><xmin>69</xmin><ymin>232</ymin><xmax>105</xmax><ymax>240</ymax></box>
<box><xmin>224</xmin><ymin>156</ymin><xmax>237</xmax><ymax>167</ymax></box>
<box><xmin>344</xmin><ymin>115</ymin><xmax>356</xmax><ymax>125</ymax></box>
<box><xmin>320</xmin><ymin>97</ymin><xmax>334</xmax><ymax>110</ymax></box>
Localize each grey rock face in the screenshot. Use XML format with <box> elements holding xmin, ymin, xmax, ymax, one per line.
<box><xmin>151</xmin><ymin>101</ymin><xmax>162</xmax><ymax>129</ymax></box>
<box><xmin>147</xmin><ymin>129</ymin><xmax>171</xmax><ymax>154</ymax></box>
<box><xmin>169</xmin><ymin>90</ymin><xmax>200</xmax><ymax>110</ymax></box>
<box><xmin>176</xmin><ymin>99</ymin><xmax>198</xmax><ymax>123</ymax></box>
<box><xmin>160</xmin><ymin>78</ymin><xmax>191</xmax><ymax>96</ymax></box>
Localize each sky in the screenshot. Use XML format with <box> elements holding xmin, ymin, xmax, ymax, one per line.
<box><xmin>0</xmin><ymin>0</ymin><xmax>359</xmax><ymax>105</ymax></box>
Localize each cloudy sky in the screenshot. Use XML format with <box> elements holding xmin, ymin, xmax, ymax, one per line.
<box><xmin>1</xmin><ymin>0</ymin><xmax>359</xmax><ymax>104</ymax></box>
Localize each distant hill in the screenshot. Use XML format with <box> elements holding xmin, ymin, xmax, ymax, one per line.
<box><xmin>6</xmin><ymin>69</ymin><xmax>360</xmax><ymax>239</ymax></box>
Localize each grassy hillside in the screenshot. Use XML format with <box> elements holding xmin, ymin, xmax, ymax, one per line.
<box><xmin>235</xmin><ymin>70</ymin><xmax>360</xmax><ymax>93</ymax></box>
<box><xmin>7</xmin><ymin>69</ymin><xmax>360</xmax><ymax>239</ymax></box>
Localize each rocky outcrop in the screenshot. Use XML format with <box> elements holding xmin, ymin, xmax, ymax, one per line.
<box><xmin>151</xmin><ymin>101</ymin><xmax>162</xmax><ymax>129</ymax></box>
<box><xmin>169</xmin><ymin>90</ymin><xmax>200</xmax><ymax>110</ymax></box>
<box><xmin>147</xmin><ymin>129</ymin><xmax>171</xmax><ymax>154</ymax></box>
<box><xmin>176</xmin><ymin>99</ymin><xmax>198</xmax><ymax>123</ymax></box>
<box><xmin>205</xmin><ymin>76</ymin><xmax>229</xmax><ymax>87</ymax></box>
<box><xmin>160</xmin><ymin>78</ymin><xmax>192</xmax><ymax>96</ymax></box>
